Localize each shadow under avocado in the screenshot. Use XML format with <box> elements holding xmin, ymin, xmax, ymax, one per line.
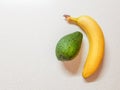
<box><xmin>62</xmin><ymin>42</ymin><xmax>84</xmax><ymax>75</ymax></box>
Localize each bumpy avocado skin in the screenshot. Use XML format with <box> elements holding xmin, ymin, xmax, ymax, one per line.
<box><xmin>56</xmin><ymin>31</ymin><xmax>83</xmax><ymax>61</ymax></box>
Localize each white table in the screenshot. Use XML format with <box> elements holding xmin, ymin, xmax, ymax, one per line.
<box><xmin>0</xmin><ymin>0</ymin><xmax>120</xmax><ymax>90</ymax></box>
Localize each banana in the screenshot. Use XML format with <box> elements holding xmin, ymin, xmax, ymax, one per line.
<box><xmin>64</xmin><ymin>15</ymin><xmax>105</xmax><ymax>78</ymax></box>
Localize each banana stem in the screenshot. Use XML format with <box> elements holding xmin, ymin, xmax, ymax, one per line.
<box><xmin>63</xmin><ymin>14</ymin><xmax>71</xmax><ymax>22</ymax></box>
<box><xmin>63</xmin><ymin>14</ymin><xmax>78</xmax><ymax>24</ymax></box>
<box><xmin>63</xmin><ymin>14</ymin><xmax>71</xmax><ymax>18</ymax></box>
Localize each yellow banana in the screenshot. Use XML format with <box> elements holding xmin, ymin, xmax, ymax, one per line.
<box><xmin>64</xmin><ymin>15</ymin><xmax>105</xmax><ymax>78</ymax></box>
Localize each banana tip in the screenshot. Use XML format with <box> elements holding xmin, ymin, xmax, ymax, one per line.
<box><xmin>82</xmin><ymin>72</ymin><xmax>89</xmax><ymax>79</ymax></box>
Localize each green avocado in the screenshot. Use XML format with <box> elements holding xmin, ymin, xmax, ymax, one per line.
<box><xmin>56</xmin><ymin>31</ymin><xmax>83</xmax><ymax>61</ymax></box>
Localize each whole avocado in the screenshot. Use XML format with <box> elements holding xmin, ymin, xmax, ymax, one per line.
<box><xmin>56</xmin><ymin>31</ymin><xmax>83</xmax><ymax>61</ymax></box>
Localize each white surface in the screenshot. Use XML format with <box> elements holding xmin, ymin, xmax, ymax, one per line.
<box><xmin>0</xmin><ymin>0</ymin><xmax>120</xmax><ymax>90</ymax></box>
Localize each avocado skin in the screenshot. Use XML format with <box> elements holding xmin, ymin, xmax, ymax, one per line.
<box><xmin>56</xmin><ymin>31</ymin><xmax>83</xmax><ymax>61</ymax></box>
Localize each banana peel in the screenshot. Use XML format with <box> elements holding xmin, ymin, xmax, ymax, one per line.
<box><xmin>64</xmin><ymin>15</ymin><xmax>105</xmax><ymax>78</ymax></box>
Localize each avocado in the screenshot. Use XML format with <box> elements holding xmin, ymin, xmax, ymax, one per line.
<box><xmin>56</xmin><ymin>31</ymin><xmax>83</xmax><ymax>61</ymax></box>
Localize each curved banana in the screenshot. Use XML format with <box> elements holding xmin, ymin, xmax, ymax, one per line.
<box><xmin>64</xmin><ymin>15</ymin><xmax>105</xmax><ymax>78</ymax></box>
